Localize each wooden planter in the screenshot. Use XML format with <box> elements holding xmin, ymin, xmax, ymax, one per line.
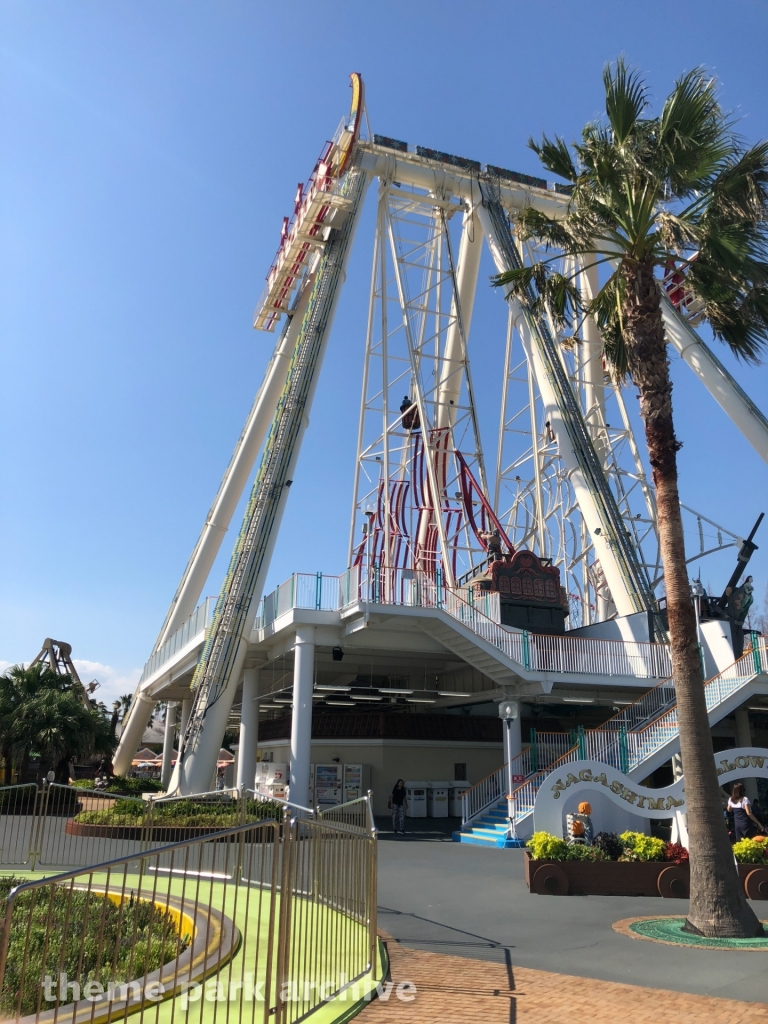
<box><xmin>525</xmin><ymin>852</ymin><xmax>768</xmax><ymax>899</ymax></box>
<box><xmin>525</xmin><ymin>851</ymin><xmax>690</xmax><ymax>897</ymax></box>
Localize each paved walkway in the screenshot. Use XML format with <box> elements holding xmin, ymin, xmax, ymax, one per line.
<box><xmin>358</xmin><ymin>934</ymin><xmax>768</xmax><ymax>1023</ymax></box>
<box><xmin>374</xmin><ymin>817</ymin><xmax>768</xmax><ymax>1003</ymax></box>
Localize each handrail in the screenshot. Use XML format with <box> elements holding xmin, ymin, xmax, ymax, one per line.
<box><xmin>504</xmin><ymin>638</ymin><xmax>768</xmax><ymax>827</ymax></box>
<box><xmin>461</xmin><ymin>733</ymin><xmax>574</xmax><ymax>825</ymax></box>
<box><xmin>317</xmin><ymin>792</ymin><xmax>377</xmax><ymax>835</ymax></box>
<box><xmin>461</xmin><ymin>637</ymin><xmax>768</xmax><ymax>829</ymax></box>
<box><xmin>245</xmin><ymin>787</ymin><xmax>316</xmax><ymax>819</ymax></box>
<box><xmin>340</xmin><ymin>564</ymin><xmax>671</xmax><ymax>679</ymax></box>
<box><xmin>139</xmin><ymin>597</ymin><xmax>215</xmax><ymax>683</ymax></box>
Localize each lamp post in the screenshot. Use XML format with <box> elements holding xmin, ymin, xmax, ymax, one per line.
<box><xmin>691</xmin><ymin>578</ymin><xmax>706</xmax><ymax>673</ymax></box>
<box><xmin>498</xmin><ymin>700</ymin><xmax>520</xmax><ymax>841</ymax></box>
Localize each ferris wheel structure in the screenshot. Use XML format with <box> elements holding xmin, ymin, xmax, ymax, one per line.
<box><xmin>111</xmin><ymin>75</ymin><xmax>768</xmax><ymax>794</ymax></box>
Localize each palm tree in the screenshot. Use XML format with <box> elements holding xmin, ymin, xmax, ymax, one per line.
<box><xmin>0</xmin><ymin>664</ymin><xmax>114</xmax><ymax>784</ymax></box>
<box><xmin>495</xmin><ymin>60</ymin><xmax>768</xmax><ymax>937</ymax></box>
<box><xmin>109</xmin><ymin>694</ymin><xmax>134</xmax><ymax>740</ymax></box>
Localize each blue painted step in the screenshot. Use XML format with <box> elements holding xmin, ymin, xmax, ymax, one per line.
<box><xmin>452</xmin><ymin>800</ymin><xmax>525</xmax><ymax>848</ymax></box>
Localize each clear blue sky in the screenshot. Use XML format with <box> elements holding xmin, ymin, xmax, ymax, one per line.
<box><xmin>2</xmin><ymin>1</ymin><xmax>767</xmax><ymax>703</ymax></box>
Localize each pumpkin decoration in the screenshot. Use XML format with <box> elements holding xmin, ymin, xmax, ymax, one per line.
<box><xmin>571</xmin><ymin>820</ymin><xmax>585</xmax><ymax>837</ymax></box>
<box><xmin>578</xmin><ymin>801</ymin><xmax>592</xmax><ymax>815</ymax></box>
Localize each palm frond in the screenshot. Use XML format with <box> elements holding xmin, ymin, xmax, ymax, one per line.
<box><xmin>705</xmin><ymin>285</ymin><xmax>768</xmax><ymax>361</ymax></box>
<box><xmin>659</xmin><ymin>67</ymin><xmax>733</xmax><ymax>189</ymax></box>
<box><xmin>528</xmin><ymin>134</ymin><xmax>578</xmax><ymax>182</ymax></box>
<box><xmin>603</xmin><ymin>58</ymin><xmax>648</xmax><ymax>144</ymax></box>
<box><xmin>704</xmin><ymin>142</ymin><xmax>768</xmax><ymax>223</ymax></box>
<box><xmin>492</xmin><ymin>264</ymin><xmax>538</xmax><ymax>297</ymax></box>
<box><xmin>587</xmin><ymin>272</ymin><xmax>629</xmax><ymax>378</ymax></box>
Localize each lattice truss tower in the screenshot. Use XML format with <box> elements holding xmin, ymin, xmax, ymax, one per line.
<box><xmin>348</xmin><ymin>163</ymin><xmax>738</xmax><ymax>626</ymax></box>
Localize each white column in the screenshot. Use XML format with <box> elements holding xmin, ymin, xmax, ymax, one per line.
<box><xmin>179</xmin><ymin>698</ymin><xmax>193</xmax><ymax>740</ymax></box>
<box><xmin>112</xmin><ymin>692</ymin><xmax>156</xmax><ymax>776</ymax></box>
<box><xmin>289</xmin><ymin>626</ymin><xmax>315</xmax><ymax>809</ymax></box>
<box><xmin>734</xmin><ymin>706</ymin><xmax>758</xmax><ymax>800</ymax></box>
<box><xmin>436</xmin><ymin>204</ymin><xmax>482</xmax><ymax>432</ymax></box>
<box><xmin>161</xmin><ymin>703</ymin><xmax>177</xmax><ymax>790</ymax></box>
<box><xmin>507</xmin><ymin>715</ymin><xmax>522</xmax><ymax>762</ymax></box>
<box><xmin>237</xmin><ymin>668</ymin><xmax>260</xmax><ymax>791</ymax></box>
<box><xmin>662</xmin><ymin>298</ymin><xmax>768</xmax><ymax>468</ymax></box>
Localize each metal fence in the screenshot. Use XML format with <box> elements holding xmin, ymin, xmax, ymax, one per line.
<box><xmin>0</xmin><ymin>813</ymin><xmax>378</xmax><ymax>1024</ymax></box>
<box><xmin>341</xmin><ymin>565</ymin><xmax>672</xmax><ymax>679</ymax></box>
<box><xmin>0</xmin><ymin>785</ymin><xmax>318</xmax><ymax>871</ymax></box>
<box><xmin>139</xmin><ymin>596</ymin><xmax>216</xmax><ymax>684</ymax></box>
<box><xmin>317</xmin><ymin>794</ymin><xmax>376</xmax><ymax>834</ymax></box>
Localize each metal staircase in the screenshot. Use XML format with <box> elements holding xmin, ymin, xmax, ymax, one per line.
<box><xmin>454</xmin><ymin>637</ymin><xmax>768</xmax><ymax>846</ymax></box>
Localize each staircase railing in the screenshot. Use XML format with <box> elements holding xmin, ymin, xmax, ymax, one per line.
<box><xmin>461</xmin><ymin>732</ymin><xmax>574</xmax><ymax>826</ymax></box>
<box><xmin>339</xmin><ymin>564</ymin><xmax>672</xmax><ymax>680</ymax></box>
<box><xmin>461</xmin><ymin>764</ymin><xmax>506</xmax><ymax>826</ymax></box>
<box><xmin>507</xmin><ymin>637</ymin><xmax>768</xmax><ymax>826</ymax></box>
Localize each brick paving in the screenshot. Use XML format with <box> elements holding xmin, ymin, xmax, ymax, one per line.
<box><xmin>357</xmin><ymin>932</ymin><xmax>768</xmax><ymax>1023</ymax></box>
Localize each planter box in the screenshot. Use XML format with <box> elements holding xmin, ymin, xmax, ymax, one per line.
<box><xmin>525</xmin><ymin>852</ymin><xmax>768</xmax><ymax>899</ymax></box>
<box><xmin>524</xmin><ymin>851</ymin><xmax>690</xmax><ymax>897</ymax></box>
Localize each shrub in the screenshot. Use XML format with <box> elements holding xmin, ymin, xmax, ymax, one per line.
<box><xmin>70</xmin><ymin>777</ymin><xmax>164</xmax><ymax>795</ymax></box>
<box><xmin>619</xmin><ymin>831</ymin><xmax>666</xmax><ymax>862</ymax></box>
<box><xmin>0</xmin><ymin>878</ymin><xmax>188</xmax><ymax>1016</ymax></box>
<box><xmin>664</xmin><ymin>842</ymin><xmax>689</xmax><ymax>864</ymax></box>
<box><xmin>527</xmin><ymin>832</ymin><xmax>569</xmax><ymax>861</ymax></box>
<box><xmin>565</xmin><ymin>843</ymin><xmax>606</xmax><ymax>862</ymax></box>
<box><xmin>112</xmin><ymin>777</ymin><xmax>164</xmax><ymax>795</ymax></box>
<box><xmin>592</xmin><ymin>831</ymin><xmax>623</xmax><ymax>860</ymax></box>
<box><xmin>74</xmin><ymin>796</ymin><xmax>284</xmax><ymax>829</ymax></box>
<box><xmin>733</xmin><ymin>838</ymin><xmax>768</xmax><ymax>864</ymax></box>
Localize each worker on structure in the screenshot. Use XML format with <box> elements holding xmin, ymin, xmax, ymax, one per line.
<box><xmin>481</xmin><ymin>528</ymin><xmax>503</xmax><ymax>563</ymax></box>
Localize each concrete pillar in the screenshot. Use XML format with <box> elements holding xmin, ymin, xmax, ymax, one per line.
<box><xmin>289</xmin><ymin>626</ymin><xmax>315</xmax><ymax>810</ymax></box>
<box><xmin>734</xmin><ymin>706</ymin><xmax>758</xmax><ymax>800</ymax></box>
<box><xmin>179</xmin><ymin>698</ymin><xmax>193</xmax><ymax>740</ymax></box>
<box><xmin>161</xmin><ymin>703</ymin><xmax>177</xmax><ymax>790</ymax></box>
<box><xmin>112</xmin><ymin>692</ymin><xmax>156</xmax><ymax>776</ymax></box>
<box><xmin>237</xmin><ymin>668</ymin><xmax>260</xmax><ymax>791</ymax></box>
<box><xmin>508</xmin><ymin>715</ymin><xmax>522</xmax><ymax>762</ymax></box>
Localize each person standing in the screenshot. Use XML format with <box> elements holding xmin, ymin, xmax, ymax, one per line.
<box><xmin>728</xmin><ymin>782</ymin><xmax>764</xmax><ymax>840</ymax></box>
<box><xmin>389</xmin><ymin>779</ymin><xmax>407</xmax><ymax>835</ymax></box>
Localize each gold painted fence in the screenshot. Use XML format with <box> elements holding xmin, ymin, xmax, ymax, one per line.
<box><xmin>0</xmin><ymin>802</ymin><xmax>378</xmax><ymax>1024</ymax></box>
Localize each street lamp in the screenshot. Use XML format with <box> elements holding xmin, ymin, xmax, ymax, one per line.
<box><xmin>499</xmin><ymin>700</ymin><xmax>520</xmax><ymax>841</ymax></box>
<box><xmin>691</xmin><ymin>578</ymin><xmax>706</xmax><ymax>658</ymax></box>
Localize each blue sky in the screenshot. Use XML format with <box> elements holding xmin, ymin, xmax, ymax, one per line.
<box><xmin>2</xmin><ymin>1</ymin><xmax>767</xmax><ymax>703</ymax></box>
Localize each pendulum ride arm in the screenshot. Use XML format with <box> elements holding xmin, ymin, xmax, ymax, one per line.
<box><xmin>477</xmin><ymin>182</ymin><xmax>658</xmax><ymax>627</ymax></box>
<box><xmin>111</xmin><ymin>287</ymin><xmax>313</xmax><ymax>776</ymax></box>
<box><xmin>171</xmin><ymin>163</ymin><xmax>370</xmax><ymax>795</ymax></box>
<box><xmin>153</xmin><ymin>285</ymin><xmax>315</xmax><ymax>650</ymax></box>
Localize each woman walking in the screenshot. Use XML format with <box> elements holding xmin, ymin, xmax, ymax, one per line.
<box><xmin>728</xmin><ymin>782</ymin><xmax>764</xmax><ymax>840</ymax></box>
<box><xmin>389</xmin><ymin>779</ymin><xmax>408</xmax><ymax>835</ymax></box>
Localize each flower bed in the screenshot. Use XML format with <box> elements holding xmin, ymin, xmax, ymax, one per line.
<box><xmin>65</xmin><ymin>797</ymin><xmax>285</xmax><ymax>840</ymax></box>
<box><xmin>525</xmin><ymin>831</ymin><xmax>768</xmax><ymax>899</ymax></box>
<box><xmin>0</xmin><ymin>877</ymin><xmax>189</xmax><ymax>1017</ymax></box>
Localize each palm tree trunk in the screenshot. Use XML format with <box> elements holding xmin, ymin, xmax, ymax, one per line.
<box><xmin>622</xmin><ymin>260</ymin><xmax>761</xmax><ymax>937</ymax></box>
